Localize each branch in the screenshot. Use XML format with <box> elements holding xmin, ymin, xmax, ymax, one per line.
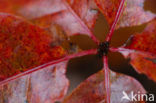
<box><xmin>0</xmin><ymin>49</ymin><xmax>97</xmax><ymax>86</ymax></box>
<box><xmin>105</xmin><ymin>0</ymin><xmax>125</xmax><ymax>42</ymax></box>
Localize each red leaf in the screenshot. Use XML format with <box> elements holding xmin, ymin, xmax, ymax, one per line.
<box><xmin>0</xmin><ymin>0</ymin><xmax>151</xmax><ymax>102</ymax></box>
<box><xmin>95</xmin><ymin>0</ymin><xmax>156</xmax><ymax>28</ymax></box>
<box><xmin>0</xmin><ymin>13</ymin><xmax>66</xmax><ymax>80</ymax></box>
<box><xmin>117</xmin><ymin>0</ymin><xmax>156</xmax><ymax>28</ymax></box>
<box><xmin>119</xmin><ymin>18</ymin><xmax>156</xmax><ymax>81</ymax></box>
<box><xmin>67</xmin><ymin>0</ymin><xmax>99</xmax><ymax>29</ymax></box>
<box><xmin>94</xmin><ymin>0</ymin><xmax>122</xmax><ymax>26</ymax></box>
<box><xmin>63</xmin><ymin>70</ymin><xmax>146</xmax><ymax>103</ymax></box>
<box><xmin>0</xmin><ymin>0</ymin><xmax>99</xmax><ymax>39</ymax></box>
<box><xmin>0</xmin><ymin>61</ymin><xmax>69</xmax><ymax>103</ymax></box>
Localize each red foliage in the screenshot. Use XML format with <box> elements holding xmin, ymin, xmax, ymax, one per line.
<box><xmin>0</xmin><ymin>0</ymin><xmax>99</xmax><ymax>42</ymax></box>
<box><xmin>94</xmin><ymin>0</ymin><xmax>121</xmax><ymax>26</ymax></box>
<box><xmin>63</xmin><ymin>70</ymin><xmax>146</xmax><ymax>103</ymax></box>
<box><xmin>120</xmin><ymin>19</ymin><xmax>156</xmax><ymax>81</ymax></box>
<box><xmin>0</xmin><ymin>62</ymin><xmax>69</xmax><ymax>103</ymax></box>
<box><xmin>0</xmin><ymin>0</ymin><xmax>155</xmax><ymax>103</ymax></box>
<box><xmin>0</xmin><ymin>14</ymin><xmax>66</xmax><ymax>80</ymax></box>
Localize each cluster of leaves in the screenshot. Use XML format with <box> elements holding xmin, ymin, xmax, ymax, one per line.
<box><xmin>0</xmin><ymin>0</ymin><xmax>155</xmax><ymax>103</ymax></box>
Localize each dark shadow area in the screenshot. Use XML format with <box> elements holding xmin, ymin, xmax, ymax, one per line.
<box><xmin>69</xmin><ymin>35</ymin><xmax>97</xmax><ymax>50</ymax></box>
<box><xmin>93</xmin><ymin>13</ymin><xmax>109</xmax><ymax>42</ymax></box>
<box><xmin>111</xmin><ymin>23</ymin><xmax>147</xmax><ymax>47</ymax></box>
<box><xmin>144</xmin><ymin>0</ymin><xmax>156</xmax><ymax>13</ymax></box>
<box><xmin>66</xmin><ymin>54</ymin><xmax>103</xmax><ymax>93</ymax></box>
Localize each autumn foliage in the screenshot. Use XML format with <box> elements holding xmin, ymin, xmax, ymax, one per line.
<box><xmin>0</xmin><ymin>0</ymin><xmax>155</xmax><ymax>103</ymax></box>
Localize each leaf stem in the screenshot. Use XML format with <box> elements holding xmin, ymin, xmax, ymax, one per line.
<box><xmin>0</xmin><ymin>49</ymin><xmax>97</xmax><ymax>86</ymax></box>
<box><xmin>105</xmin><ymin>0</ymin><xmax>125</xmax><ymax>42</ymax></box>
<box><xmin>109</xmin><ymin>47</ymin><xmax>134</xmax><ymax>53</ymax></box>
<box><xmin>110</xmin><ymin>47</ymin><xmax>156</xmax><ymax>57</ymax></box>
<box><xmin>103</xmin><ymin>56</ymin><xmax>110</xmax><ymax>103</ymax></box>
